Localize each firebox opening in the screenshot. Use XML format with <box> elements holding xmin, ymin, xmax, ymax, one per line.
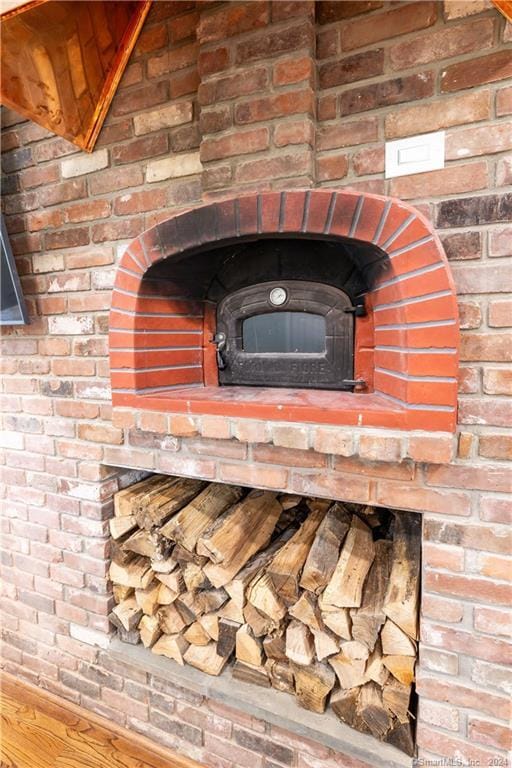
<box><xmin>109</xmin><ymin>471</ymin><xmax>420</xmax><ymax>764</ymax></box>
<box><xmin>144</xmin><ymin>236</ymin><xmax>388</xmax><ymax>392</ymax></box>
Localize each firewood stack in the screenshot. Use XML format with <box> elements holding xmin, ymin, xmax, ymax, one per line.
<box><xmin>109</xmin><ymin>474</ymin><xmax>420</xmax><ymax>755</ymax></box>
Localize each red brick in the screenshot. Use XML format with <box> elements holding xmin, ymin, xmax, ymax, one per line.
<box><xmin>169</xmin><ymin>68</ymin><xmax>200</xmax><ymax>99</ymax></box>
<box><xmin>480</xmin><ymin>498</ymin><xmax>512</xmax><ymax>525</ymax></box>
<box><xmin>134</xmin><ymin>23</ymin><xmax>168</xmax><ymax>55</ymax></box>
<box><xmin>385</xmin><ymin>89</ymin><xmax>491</xmax><ymax>139</ymax></box>
<box><xmin>390</xmin><ymin>17</ymin><xmax>494</xmax><ymax>70</ymax></box>
<box><xmin>341</xmin><ymin>1</ymin><xmax>437</xmax><ymax>50</ymax></box>
<box><xmin>235</xmin><ymin>151</ymin><xmax>311</xmax><ymax>183</ymax></box>
<box><xmin>274</xmin><ymin>56</ymin><xmax>313</xmax><ymax>86</ymax></box>
<box><xmin>407</xmin><ymin>435</ymin><xmax>454</xmax><ymax>464</ymax></box>
<box><xmin>77</xmin><ymin>424</ymin><xmax>123</xmax><ymax>445</ymax></box>
<box><xmin>26</xmin><ymin>210</ymin><xmax>64</xmax><ymax>232</ymax></box>
<box><xmin>469</xmin><ymin>719</ymin><xmax>512</xmax><ymax>751</ymax></box>
<box><xmin>219</xmin><ymin>462</ymin><xmax>288</xmax><ymax>490</ymax></box>
<box><xmin>292</xmin><ymin>470</ymin><xmax>370</xmax><ymax>504</ymax></box>
<box><xmin>271</xmin><ymin>1</ymin><xmax>314</xmax><ymax>22</ymax></box>
<box><xmin>496</xmin><ymin>85</ymin><xmax>512</xmax><ymax>116</ymax></box>
<box><xmin>56</xmin><ymin>402</ymin><xmax>99</xmax><ymax>419</ymax></box>
<box><xmin>96</xmin><ymin>119</ymin><xmax>133</xmax><ymax>147</ymax></box>
<box><xmin>423</xmin><ymin>542</ymin><xmax>464</xmax><ymax>572</ymax></box>
<box><xmin>474</xmin><ymin>607</ymin><xmax>512</xmax><ymax>638</ymax></box>
<box><xmin>169</xmin><ymin>415</ymin><xmax>198</xmax><ymax>437</ymax></box>
<box><xmin>65</xmin><ymin>248</ymin><xmax>114</xmax><ymax>270</ymax></box>
<box><xmin>198</xmin><ymin>3</ymin><xmax>268</xmax><ymax>44</ymax></box>
<box><xmin>120</xmin><ymin>62</ymin><xmax>143</xmax><ymax>88</ymax></box>
<box><xmin>417</xmin><ymin>727</ymin><xmax>506</xmax><ymax>767</ymax></box>
<box><xmin>490</xmin><ymin>226</ymin><xmax>512</xmax><ymax>257</ymax></box>
<box><xmin>112</xmin><ymin>135</ymin><xmax>168</xmax><ymax>165</ymax></box>
<box><xmin>479</xmin><ymin>434</ymin><xmax>512</xmax><ymax>461</ymax></box>
<box><xmin>425</xmin><ymin>571</ymin><xmax>512</xmax><ymax>607</ymax></box>
<box><xmin>199</xmin><ymin>68</ymin><xmax>268</xmax><ymax>108</ymax></box>
<box><xmin>316</xmin><ymin>153</ymin><xmax>348</xmax><ymax>182</ymax></box>
<box><xmin>378</xmin><ymin>482</ymin><xmax>471</xmax><ymax>515</ymax></box>
<box><xmin>114</xmin><ymin>189</ymin><xmax>167</xmax><ymax>216</ymax></box>
<box><xmin>169</xmin><ymin>10</ymin><xmax>199</xmax><ymax>43</ymax></box>
<box><xmin>274</xmin><ymin>119</ymin><xmax>314</xmax><ymax>148</ymax></box>
<box><xmin>253</xmin><ymin>444</ymin><xmax>325</xmax><ymax>469</ymax></box>
<box><xmin>235</xmin><ymin>89</ymin><xmax>314</xmax><ymax>125</ymax></box>
<box><xmin>391</xmin><ymin>161</ymin><xmax>488</xmax><ymax>200</ymax></box>
<box><xmin>441</xmin><ymin>231</ymin><xmax>482</xmax><ymax>262</ymax></box>
<box><xmin>92</xmin><ymin>218</ymin><xmax>143</xmax><ymax>243</ymax></box>
<box><xmin>458</xmin><ymin>300</ymin><xmax>482</xmax><ymax>329</ymax></box>
<box><xmin>198</xmin><ymin>47</ymin><xmax>230</xmax><ymax>77</ymax></box>
<box><xmin>497</xmin><ymin>155</ymin><xmax>512</xmax><ymax>187</ymax></box>
<box><xmin>461</xmin><ymin>333</ymin><xmax>512</xmax><ymax>362</ymax></box>
<box><xmin>89</xmin><ymin>167</ymin><xmax>143</xmax><ymax>195</ymax></box>
<box><xmin>201</xmin><ymin>128</ymin><xmax>269</xmax><ymax>162</ymax></box>
<box><xmin>459</xmin><ymin>397</ymin><xmax>512</xmax><ymax>427</ymax></box>
<box><xmin>236</xmin><ymin>22</ymin><xmax>313</xmax><ymax>65</ymax></box>
<box><xmin>442</xmin><ymin>51</ymin><xmax>512</xmax><ymax>93</ymax></box>
<box><xmin>42</xmin><ymin>180</ymin><xmax>86</xmax><ymax>207</ymax></box>
<box><xmin>157</xmin><ymin>454</ymin><xmax>216</xmax><ymax>480</ymax></box>
<box><xmin>112</xmin><ymin>81</ymin><xmax>168</xmax><ymax>117</ymax></box>
<box><xmin>317</xmin><ymin>1</ymin><xmax>382</xmax><ymax>24</ymax></box>
<box><xmin>52</xmin><ymin>359</ymin><xmax>95</xmax><ymax>377</ymax></box>
<box><xmin>20</xmin><ymin>164</ymin><xmax>59</xmax><ymax>189</ymax></box>
<box><xmin>446</xmin><ymin>123</ymin><xmax>512</xmax><ymax>161</ymax></box>
<box><xmin>317</xmin><ymin>118</ymin><xmax>378</xmax><ymax>151</ymax></box>
<box><xmin>64</xmin><ymin>200</ymin><xmax>111</xmax><ymax>223</ymax></box>
<box><xmin>45</xmin><ymin>228</ymin><xmax>89</xmax><ymax>250</ymax></box>
<box><xmin>340</xmin><ymin>71</ymin><xmax>435</xmax><ymax>117</ymax></box>
<box><xmin>477</xmin><ymin>552</ymin><xmax>512</xmax><ymax>582</ymax></box>
<box><xmin>147</xmin><ymin>43</ymin><xmax>198</xmax><ymax>79</ymax></box>
<box><xmin>319</xmin><ymin>49</ymin><xmax>384</xmax><ymax>90</ymax></box>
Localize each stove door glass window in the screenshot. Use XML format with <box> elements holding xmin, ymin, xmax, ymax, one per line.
<box><xmin>242</xmin><ymin>312</ymin><xmax>326</xmax><ymax>354</ymax></box>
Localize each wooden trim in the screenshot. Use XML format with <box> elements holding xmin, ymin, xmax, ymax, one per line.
<box><xmin>491</xmin><ymin>0</ymin><xmax>512</xmax><ymax>22</ymax></box>
<box><xmin>1</xmin><ymin>671</ymin><xmax>203</xmax><ymax>768</ymax></box>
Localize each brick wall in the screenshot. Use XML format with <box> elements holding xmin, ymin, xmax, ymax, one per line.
<box><xmin>1</xmin><ymin>1</ymin><xmax>511</xmax><ymax>766</ymax></box>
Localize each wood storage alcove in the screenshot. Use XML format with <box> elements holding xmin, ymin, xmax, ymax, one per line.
<box><xmin>109</xmin><ymin>473</ymin><xmax>421</xmax><ymax>758</ymax></box>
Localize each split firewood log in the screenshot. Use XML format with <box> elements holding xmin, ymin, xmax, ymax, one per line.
<box><xmin>266</xmin><ymin>506</ymin><xmax>327</xmax><ymax>605</ymax></box>
<box><xmin>321</xmin><ymin>609</ymin><xmax>352</xmax><ymax>641</ymax></box>
<box><xmin>383</xmin><ymin>511</ymin><xmax>421</xmax><ymax>640</ymax></box>
<box><xmin>109</xmin><ymin>556</ymin><xmax>154</xmax><ymax>590</ymax></box>
<box><xmin>159</xmin><ymin>482</ymin><xmax>243</xmax><ymax>550</ymax></box>
<box><xmin>152</xmin><ymin>633</ymin><xmax>188</xmax><ymax>665</ymax></box>
<box><xmin>196</xmin><ymin>588</ymin><xmax>229</xmax><ymax>616</ymax></box>
<box><xmin>350</xmin><ymin>539</ymin><xmax>391</xmax><ymax>652</ymax></box>
<box><xmin>285</xmin><ymin>620</ymin><xmax>315</xmax><ymax>666</ymax></box>
<box><xmin>311</xmin><ymin>627</ymin><xmax>340</xmax><ymax>661</ymax></box>
<box><xmin>200</xmin><ymin>491</ymin><xmax>282</xmax><ymax>588</ymax></box>
<box><xmin>184</xmin><ymin>642</ymin><xmax>228</xmax><ymax>676</ymax></box>
<box><xmin>184</xmin><ymin>622</ymin><xmax>211</xmax><ymax>647</ymax></box>
<box><xmin>380</xmin><ymin>619</ymin><xmax>417</xmax><ymax>657</ymax></box>
<box><xmin>300</xmin><ymin>502</ymin><xmax>351</xmax><ymax>593</ymax></box>
<box><xmin>247</xmin><ymin>572</ymin><xmax>287</xmax><ymax>623</ymax></box>
<box><xmin>217</xmin><ymin>618</ymin><xmax>240</xmax><ymax>659</ymax></box>
<box><xmin>181</xmin><ymin>562</ymin><xmax>211</xmax><ymax>592</ymax></box>
<box><xmin>265</xmin><ymin>659</ymin><xmax>294</xmax><ymax>694</ymax></box>
<box><xmin>117</xmin><ymin>627</ymin><xmax>140</xmax><ymax>645</ymax></box>
<box><xmin>198</xmin><ymin>613</ymin><xmax>219</xmax><ymax>642</ymax></box>
<box><xmin>357</xmin><ymin>682</ymin><xmax>392</xmax><ymax>739</ymax></box>
<box><xmin>232</xmin><ymin>661</ymin><xmax>270</xmax><ymax>687</ymax></box>
<box><xmin>122</xmin><ymin>528</ymin><xmax>161</xmax><ymax>559</ymax></box>
<box><xmin>175</xmin><ymin>592</ymin><xmax>201</xmax><ymax>624</ymax></box>
<box><xmin>173</xmin><ymin>544</ymin><xmax>209</xmax><ymax>567</ymax></box>
<box><xmin>157</xmin><ymin>604</ymin><xmax>188</xmax><ymax>635</ymax></box>
<box><xmin>329</xmin><ymin>652</ymin><xmax>368</xmax><ymax>689</ymax></box>
<box><xmin>262</xmin><ymin>634</ymin><xmax>287</xmax><ymax>662</ymax></box>
<box><xmin>113</xmin><ymin>584</ymin><xmax>133</xmax><ymax>604</ymax></box>
<box><xmin>322</xmin><ymin>515</ymin><xmax>375</xmax><ymax>609</ymax></box>
<box><xmin>384</xmin><ymin>722</ymin><xmax>415</xmax><ymax>757</ymax></box>
<box><xmin>366</xmin><ymin>641</ymin><xmax>389</xmax><ymax>686</ymax></box>
<box><xmin>341</xmin><ymin>640</ymin><xmax>370</xmax><ymax>661</ymax></box>
<box><xmin>288</xmin><ymin>591</ymin><xmax>322</xmax><ymax>630</ymax></box>
<box><xmin>244</xmin><ymin>602</ymin><xmax>275</xmax><ymax>637</ymax></box>
<box><xmin>330</xmin><ymin>688</ymin><xmax>361</xmax><ymax>728</ymax></box>
<box><xmin>135</xmin><ymin>581</ymin><xmax>161</xmax><ymax>616</ymax></box>
<box><xmin>156</xmin><ymin>570</ymin><xmax>184</xmax><ymax>595</ymax></box>
<box><xmin>150</xmin><ymin>553</ymin><xmax>178</xmax><ymax>574</ymax></box>
<box><xmin>382</xmin><ymin>655</ymin><xmax>416</xmax><ymax>685</ymax></box>
<box><xmin>110</xmin><ymin>597</ymin><xmax>142</xmax><ymax>632</ymax></box>
<box><xmin>382</xmin><ymin>678</ymin><xmax>411</xmax><ymax>724</ymax></box>
<box><xmin>109</xmin><ymin>515</ymin><xmax>137</xmax><ymax>540</ymax></box>
<box><xmin>139</xmin><ymin>614</ymin><xmax>161</xmax><ymax>648</ymax></box>
<box><xmin>224</xmin><ymin>530</ymin><xmax>294</xmax><ymax>607</ymax></box>
<box><xmin>217</xmin><ymin>600</ymin><xmax>245</xmax><ymax>625</ymax></box>
<box><xmin>114</xmin><ymin>475</ymin><xmax>165</xmax><ymax>517</ymax></box>
<box><xmin>292</xmin><ymin>661</ymin><xmax>336</xmax><ymax>713</ymax></box>
<box><xmin>157</xmin><ymin>583</ymin><xmax>178</xmax><ymax>606</ymax></box>
<box><xmin>136</xmin><ymin>477</ymin><xmax>207</xmax><ymax>530</ymax></box>
<box><xmin>236</xmin><ymin>624</ymin><xmax>264</xmax><ymax>667</ymax></box>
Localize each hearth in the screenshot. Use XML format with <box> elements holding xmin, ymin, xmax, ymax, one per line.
<box><xmin>109</xmin><ymin>472</ymin><xmax>420</xmax><ymax>759</ymax></box>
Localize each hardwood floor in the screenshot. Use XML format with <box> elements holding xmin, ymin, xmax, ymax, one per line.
<box><xmin>0</xmin><ymin>673</ymin><xmax>202</xmax><ymax>768</ymax></box>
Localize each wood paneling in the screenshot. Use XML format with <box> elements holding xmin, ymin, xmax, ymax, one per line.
<box><xmin>0</xmin><ymin>0</ymin><xmax>151</xmax><ymax>151</ymax></box>
<box><xmin>0</xmin><ymin>672</ymin><xmax>203</xmax><ymax>768</ymax></box>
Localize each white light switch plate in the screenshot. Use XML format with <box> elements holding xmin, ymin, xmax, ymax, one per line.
<box><xmin>385</xmin><ymin>131</ymin><xmax>445</xmax><ymax>179</ymax></box>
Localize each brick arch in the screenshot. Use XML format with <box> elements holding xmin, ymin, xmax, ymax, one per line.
<box><xmin>109</xmin><ymin>190</ymin><xmax>459</xmax><ymax>432</ymax></box>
